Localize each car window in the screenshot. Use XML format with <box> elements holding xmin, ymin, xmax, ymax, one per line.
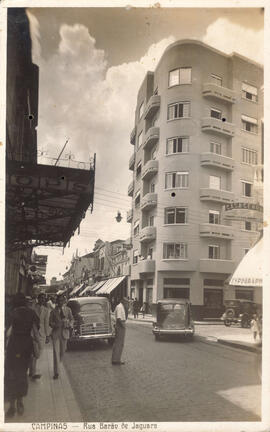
<box><xmin>80</xmin><ymin>303</ymin><xmax>105</xmax><ymax>314</ymax></box>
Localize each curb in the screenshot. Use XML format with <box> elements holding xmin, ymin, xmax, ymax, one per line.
<box><xmin>217</xmin><ymin>338</ymin><xmax>261</xmax><ymax>353</ymax></box>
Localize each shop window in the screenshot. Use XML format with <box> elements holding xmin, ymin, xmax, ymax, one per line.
<box><xmin>235</xmin><ymin>289</ymin><xmax>254</xmax><ymax>301</ymax></box>
<box><xmin>204</xmin><ymin>289</ymin><xmax>223</xmax><ymax>309</ymax></box>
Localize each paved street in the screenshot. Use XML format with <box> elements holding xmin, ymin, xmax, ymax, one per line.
<box><xmin>64</xmin><ymin>321</ymin><xmax>261</xmax><ymax>422</ymax></box>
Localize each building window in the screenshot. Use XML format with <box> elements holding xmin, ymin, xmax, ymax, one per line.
<box><xmin>211</xmin><ymin>74</ymin><xmax>222</xmax><ymax>86</ymax></box>
<box><xmin>137</xmin><ymin>131</ymin><xmax>143</xmax><ymax>149</ymax></box>
<box><xmin>242</xmin><ymin>83</ymin><xmax>258</xmax><ymax>102</ymax></box>
<box><xmin>150</xmin><ymin>183</ymin><xmax>155</xmax><ymax>193</ymax></box>
<box><xmin>241</xmin><ymin>148</ymin><xmax>258</xmax><ymax>165</ymax></box>
<box><xmin>165</xmin><ymin>207</ymin><xmax>188</xmax><ymax>224</ymax></box>
<box><xmin>244</xmin><ymin>221</ymin><xmax>252</xmax><ymax>231</ymax></box>
<box><xmin>138</xmin><ymin>101</ymin><xmax>144</xmax><ymax>119</ymax></box>
<box><xmin>163</xmin><ymin>278</ymin><xmax>190</xmax><ymax>299</ymax></box>
<box><xmin>153</xmin><ymin>87</ymin><xmax>158</xmax><ymax>95</ymax></box>
<box><xmin>133</xmin><ymin>219</ymin><xmax>139</xmax><ymax>236</ymax></box>
<box><xmin>163</xmin><ymin>243</ymin><xmax>188</xmax><ymax>259</ymax></box>
<box><xmin>134</xmin><ymin>189</ymin><xmax>141</xmax><ymax>206</ymax></box>
<box><xmin>208</xmin><ymin>245</ymin><xmax>220</xmax><ymax>259</ymax></box>
<box><xmin>241</xmin><ymin>115</ymin><xmax>258</xmax><ymax>133</ymax></box>
<box><xmin>168</xmin><ymin>102</ymin><xmax>190</xmax><ymax>120</ymax></box>
<box><xmin>133</xmin><ymin>249</ymin><xmax>139</xmax><ymax>264</ymax></box>
<box><xmin>149</xmin><ymin>215</ymin><xmax>154</xmax><ymax>226</ymax></box>
<box><xmin>210</xmin><ymin>141</ymin><xmax>221</xmax><ymax>155</ymax></box>
<box><xmin>166</xmin><ymin>136</ymin><xmax>189</xmax><ymax>154</ymax></box>
<box><xmin>209</xmin><ymin>175</ymin><xmax>221</xmax><ymax>190</ymax></box>
<box><xmin>169</xmin><ymin>67</ymin><xmax>192</xmax><ymax>87</ymax></box>
<box><xmin>147</xmin><ymin>248</ymin><xmax>153</xmax><ymax>260</ymax></box>
<box><xmin>151</xmin><ymin>147</ymin><xmax>157</xmax><ymax>160</ymax></box>
<box><xmin>209</xmin><ymin>210</ymin><xmax>220</xmax><ymax>224</ymax></box>
<box><xmin>210</xmin><ymin>108</ymin><xmax>222</xmax><ymax>120</ymax></box>
<box><xmin>136</xmin><ymin>161</ymin><xmax>142</xmax><ymax>178</ymax></box>
<box><xmin>235</xmin><ymin>289</ymin><xmax>254</xmax><ymax>301</ymax></box>
<box><xmin>242</xmin><ymin>181</ymin><xmax>252</xmax><ymax>197</ymax></box>
<box><xmin>165</xmin><ymin>172</ymin><xmax>189</xmax><ymax>189</ymax></box>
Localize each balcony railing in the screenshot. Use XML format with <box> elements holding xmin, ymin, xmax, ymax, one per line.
<box><xmin>199</xmin><ymin>223</ymin><xmax>234</xmax><ymax>240</ymax></box>
<box><xmin>143</xmin><ymin>127</ymin><xmax>160</xmax><ymax>151</ymax></box>
<box><xmin>201</xmin><ymin>117</ymin><xmax>235</xmax><ymax>137</ymax></box>
<box><xmin>130</xmin><ymin>126</ymin><xmax>136</xmax><ymax>145</ymax></box>
<box><xmin>127</xmin><ymin>209</ymin><xmax>133</xmax><ymax>223</ymax></box>
<box><xmin>137</xmin><ymin>259</ymin><xmax>155</xmax><ymax>274</ymax></box>
<box><xmin>200</xmin><ymin>188</ymin><xmax>234</xmax><ymax>204</ymax></box>
<box><xmin>200</xmin><ymin>153</ymin><xmax>234</xmax><ymax>171</ymax></box>
<box><xmin>141</xmin><ymin>193</ymin><xmax>157</xmax><ymax>211</ymax></box>
<box><xmin>202</xmin><ymin>83</ymin><xmax>236</xmax><ymax>104</ymax></box>
<box><xmin>143</xmin><ymin>95</ymin><xmax>161</xmax><ymax>120</ymax></box>
<box><xmin>139</xmin><ymin>226</ymin><xmax>156</xmax><ymax>243</ymax></box>
<box><xmin>129</xmin><ymin>153</ymin><xmax>135</xmax><ymax>171</ymax></box>
<box><xmin>141</xmin><ymin>159</ymin><xmax>158</xmax><ymax>180</ymax></box>
<box><xmin>199</xmin><ymin>259</ymin><xmax>235</xmax><ymax>274</ymax></box>
<box><xmin>128</xmin><ymin>181</ymin><xmax>134</xmax><ymax>197</ymax></box>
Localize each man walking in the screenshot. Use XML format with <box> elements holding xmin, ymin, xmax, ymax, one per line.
<box><xmin>111</xmin><ymin>297</ymin><xmax>128</xmax><ymax>365</ymax></box>
<box><xmin>49</xmin><ymin>294</ymin><xmax>73</xmax><ymax>379</ymax></box>
<box><xmin>29</xmin><ymin>292</ymin><xmax>51</xmax><ymax>379</ymax></box>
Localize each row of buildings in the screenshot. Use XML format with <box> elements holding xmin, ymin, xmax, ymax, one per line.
<box><xmin>5</xmin><ymin>9</ymin><xmax>95</xmax><ymax>296</ymax></box>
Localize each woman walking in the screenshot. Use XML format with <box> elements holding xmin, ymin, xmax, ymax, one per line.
<box><xmin>5</xmin><ymin>293</ymin><xmax>40</xmax><ymax>418</ymax></box>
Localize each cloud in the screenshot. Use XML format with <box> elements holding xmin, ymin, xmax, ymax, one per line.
<box><xmin>203</xmin><ymin>17</ymin><xmax>263</xmax><ymax>64</ymax></box>
<box><xmin>28</xmin><ymin>19</ymin><xmax>175</xmax><ymax>279</ymax></box>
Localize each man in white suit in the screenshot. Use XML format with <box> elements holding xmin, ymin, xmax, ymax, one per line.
<box><xmin>29</xmin><ymin>292</ymin><xmax>51</xmax><ymax>379</ymax></box>
<box><xmin>49</xmin><ymin>294</ymin><xmax>73</xmax><ymax>379</ymax></box>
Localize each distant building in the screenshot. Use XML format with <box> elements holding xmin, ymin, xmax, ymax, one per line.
<box><xmin>127</xmin><ymin>40</ymin><xmax>263</xmax><ymax>318</ymax></box>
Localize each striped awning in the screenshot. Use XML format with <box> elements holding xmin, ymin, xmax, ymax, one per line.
<box><xmin>96</xmin><ymin>276</ymin><xmax>126</xmax><ymax>295</ymax></box>
<box><xmin>229</xmin><ymin>238</ymin><xmax>263</xmax><ymax>287</ymax></box>
<box><xmin>69</xmin><ymin>283</ymin><xmax>84</xmax><ymax>297</ymax></box>
<box><xmin>79</xmin><ymin>281</ymin><xmax>103</xmax><ymax>296</ymax></box>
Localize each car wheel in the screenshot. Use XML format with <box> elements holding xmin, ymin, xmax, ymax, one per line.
<box><xmin>224</xmin><ymin>319</ymin><xmax>232</xmax><ymax>327</ymax></box>
<box><xmin>241</xmin><ymin>316</ymin><xmax>250</xmax><ymax>328</ymax></box>
<box><xmin>226</xmin><ymin>308</ymin><xmax>235</xmax><ymax>318</ymax></box>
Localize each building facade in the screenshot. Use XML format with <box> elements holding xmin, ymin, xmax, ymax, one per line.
<box><xmin>127</xmin><ymin>40</ymin><xmax>263</xmax><ymax>319</ymax></box>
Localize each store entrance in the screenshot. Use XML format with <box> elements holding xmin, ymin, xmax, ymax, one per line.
<box><xmin>204</xmin><ymin>288</ymin><xmax>224</xmax><ymax>318</ymax></box>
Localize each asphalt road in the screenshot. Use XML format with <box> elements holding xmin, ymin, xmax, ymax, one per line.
<box><xmin>64</xmin><ymin>321</ymin><xmax>261</xmax><ymax>422</ymax></box>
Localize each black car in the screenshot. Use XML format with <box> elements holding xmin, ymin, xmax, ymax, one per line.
<box><xmin>221</xmin><ymin>299</ymin><xmax>261</xmax><ymax>328</ymax></box>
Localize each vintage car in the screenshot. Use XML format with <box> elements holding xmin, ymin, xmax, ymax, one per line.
<box><xmin>67</xmin><ymin>296</ymin><xmax>115</xmax><ymax>348</ymax></box>
<box><xmin>221</xmin><ymin>299</ymin><xmax>261</xmax><ymax>328</ymax></box>
<box><xmin>152</xmin><ymin>298</ymin><xmax>195</xmax><ymax>341</ymax></box>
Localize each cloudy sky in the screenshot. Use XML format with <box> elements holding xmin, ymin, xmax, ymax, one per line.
<box><xmin>26</xmin><ymin>6</ymin><xmax>264</xmax><ymax>282</ymax></box>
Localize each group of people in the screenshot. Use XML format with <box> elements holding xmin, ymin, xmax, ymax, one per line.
<box><xmin>5</xmin><ymin>292</ymin><xmax>74</xmax><ymax>418</ymax></box>
<box><xmin>250</xmin><ymin>313</ymin><xmax>263</xmax><ymax>342</ymax></box>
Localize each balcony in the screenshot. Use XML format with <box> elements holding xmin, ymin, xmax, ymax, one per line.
<box><xmin>200</xmin><ymin>153</ymin><xmax>234</xmax><ymax>171</ymax></box>
<box><xmin>200</xmin><ymin>188</ymin><xmax>234</xmax><ymax>204</ymax></box>
<box><xmin>129</xmin><ymin>153</ymin><xmax>135</xmax><ymax>171</ymax></box>
<box><xmin>143</xmin><ymin>127</ymin><xmax>160</xmax><ymax>151</ymax></box>
<box><xmin>130</xmin><ymin>126</ymin><xmax>136</xmax><ymax>145</ymax></box>
<box><xmin>143</xmin><ymin>95</ymin><xmax>161</xmax><ymax>120</ymax></box>
<box><xmin>201</xmin><ymin>117</ymin><xmax>235</xmax><ymax>137</ymax></box>
<box><xmin>127</xmin><ymin>209</ymin><xmax>133</xmax><ymax>223</ymax></box>
<box><xmin>202</xmin><ymin>83</ymin><xmax>236</xmax><ymax>104</ymax></box>
<box><xmin>128</xmin><ymin>181</ymin><xmax>134</xmax><ymax>197</ymax></box>
<box><xmin>199</xmin><ymin>259</ymin><xmax>235</xmax><ymax>274</ymax></box>
<box><xmin>199</xmin><ymin>223</ymin><xmax>234</xmax><ymax>240</ymax></box>
<box><xmin>138</xmin><ymin>259</ymin><xmax>155</xmax><ymax>274</ymax></box>
<box><xmin>139</xmin><ymin>226</ymin><xmax>156</xmax><ymax>243</ymax></box>
<box><xmin>141</xmin><ymin>193</ymin><xmax>157</xmax><ymax>211</ymax></box>
<box><xmin>141</xmin><ymin>159</ymin><xmax>158</xmax><ymax>180</ymax></box>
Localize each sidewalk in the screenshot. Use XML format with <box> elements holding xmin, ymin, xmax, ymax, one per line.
<box><xmin>4</xmin><ymin>343</ymin><xmax>83</xmax><ymax>423</ymax></box>
<box><xmin>128</xmin><ymin>313</ymin><xmax>261</xmax><ymax>353</ymax></box>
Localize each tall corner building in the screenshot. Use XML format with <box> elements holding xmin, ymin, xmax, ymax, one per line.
<box><xmin>127</xmin><ymin>40</ymin><xmax>263</xmax><ymax>319</ymax></box>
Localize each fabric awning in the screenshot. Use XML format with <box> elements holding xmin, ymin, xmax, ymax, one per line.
<box><xmin>96</xmin><ymin>276</ymin><xmax>126</xmax><ymax>295</ymax></box>
<box><xmin>79</xmin><ymin>281</ymin><xmax>102</xmax><ymax>296</ymax></box>
<box><xmin>229</xmin><ymin>238</ymin><xmax>263</xmax><ymax>287</ymax></box>
<box><xmin>69</xmin><ymin>283</ymin><xmax>84</xmax><ymax>297</ymax></box>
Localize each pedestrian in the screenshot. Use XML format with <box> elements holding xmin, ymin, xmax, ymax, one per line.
<box><xmin>250</xmin><ymin>314</ymin><xmax>259</xmax><ymax>341</ymax></box>
<box><xmin>49</xmin><ymin>294</ymin><xmax>74</xmax><ymax>379</ymax></box>
<box><xmin>47</xmin><ymin>295</ymin><xmax>56</xmax><ymax>311</ymax></box>
<box><xmin>111</xmin><ymin>297</ymin><xmax>128</xmax><ymax>365</ymax></box>
<box><xmin>5</xmin><ymin>292</ymin><xmax>40</xmax><ymax>418</ymax></box>
<box><xmin>133</xmin><ymin>298</ymin><xmax>139</xmax><ymax>319</ymax></box>
<box><xmin>29</xmin><ymin>293</ymin><xmax>51</xmax><ymax>380</ymax></box>
<box><xmin>141</xmin><ymin>301</ymin><xmax>147</xmax><ymax>318</ymax></box>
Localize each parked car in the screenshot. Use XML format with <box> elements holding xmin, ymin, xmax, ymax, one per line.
<box><xmin>67</xmin><ymin>296</ymin><xmax>115</xmax><ymax>348</ymax></box>
<box><xmin>152</xmin><ymin>298</ymin><xmax>195</xmax><ymax>341</ymax></box>
<box><xmin>221</xmin><ymin>299</ymin><xmax>260</xmax><ymax>328</ymax></box>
